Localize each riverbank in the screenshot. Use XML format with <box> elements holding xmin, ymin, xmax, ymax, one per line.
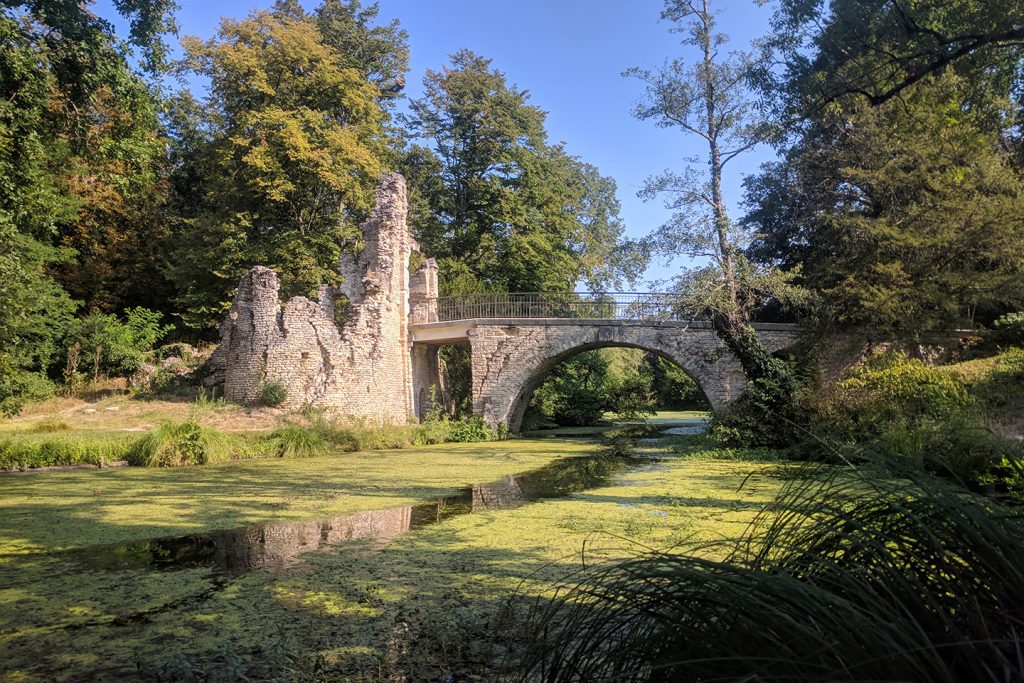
<box><xmin>0</xmin><ymin>425</ymin><xmax>784</xmax><ymax>680</ymax></box>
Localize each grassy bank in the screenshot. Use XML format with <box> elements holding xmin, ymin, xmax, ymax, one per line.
<box><xmin>0</xmin><ymin>391</ymin><xmax>503</xmax><ymax>470</ymax></box>
<box><xmin>0</xmin><ymin>432</ymin><xmax>783</xmax><ymax>681</ymax></box>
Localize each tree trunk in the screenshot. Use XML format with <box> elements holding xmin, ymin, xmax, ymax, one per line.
<box><xmin>696</xmin><ymin>0</ymin><xmax>787</xmax><ymax>390</ymax></box>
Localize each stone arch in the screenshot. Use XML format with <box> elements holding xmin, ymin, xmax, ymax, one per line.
<box><xmin>504</xmin><ymin>341</ymin><xmax>715</xmax><ymax>431</ymax></box>
<box><xmin>469</xmin><ymin>322</ymin><xmax>755</xmax><ymax>432</ymax></box>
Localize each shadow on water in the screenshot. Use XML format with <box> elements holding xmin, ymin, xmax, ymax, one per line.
<box><xmin>69</xmin><ymin>451</ymin><xmax>657</xmax><ymax>576</ymax></box>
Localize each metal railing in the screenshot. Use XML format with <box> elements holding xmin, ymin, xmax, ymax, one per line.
<box><xmin>433</xmin><ymin>292</ymin><xmax>697</xmax><ymax>323</ymax></box>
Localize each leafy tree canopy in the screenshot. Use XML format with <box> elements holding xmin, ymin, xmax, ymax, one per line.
<box><xmin>0</xmin><ymin>1</ymin><xmax>175</xmax><ymax>411</ymax></box>
<box><xmin>760</xmin><ymin>0</ymin><xmax>1024</xmax><ymax>115</ymax></box>
<box><xmin>402</xmin><ymin>49</ymin><xmax>639</xmax><ymax>294</ymax></box>
<box><xmin>170</xmin><ymin>1</ymin><xmax>405</xmax><ymax>328</ymax></box>
<box><xmin>746</xmin><ymin>73</ymin><xmax>1024</xmax><ymax>334</ymax></box>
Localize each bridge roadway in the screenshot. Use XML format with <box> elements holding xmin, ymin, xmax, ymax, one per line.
<box><xmin>407</xmin><ymin>316</ymin><xmax>803</xmax><ymax>432</ymax></box>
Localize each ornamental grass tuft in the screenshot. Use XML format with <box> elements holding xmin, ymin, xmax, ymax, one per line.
<box><xmin>514</xmin><ymin>460</ymin><xmax>1024</xmax><ymax>683</ymax></box>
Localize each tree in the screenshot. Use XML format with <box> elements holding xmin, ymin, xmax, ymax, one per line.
<box><xmin>403</xmin><ymin>49</ymin><xmax>637</xmax><ymax>418</ymax></box>
<box><xmin>170</xmin><ymin>2</ymin><xmax>405</xmax><ymax>328</ymax></box>
<box><xmin>627</xmin><ymin>0</ymin><xmax>796</xmax><ymax>388</ymax></box>
<box><xmin>403</xmin><ymin>49</ymin><xmax>636</xmax><ymax>294</ymax></box>
<box><xmin>313</xmin><ymin>0</ymin><xmax>408</xmax><ymax>107</ymax></box>
<box><xmin>0</xmin><ymin>1</ymin><xmax>176</xmax><ymax>412</ymax></box>
<box><xmin>528</xmin><ymin>351</ymin><xmax>612</xmax><ymax>427</ymax></box>
<box><xmin>761</xmin><ymin>0</ymin><xmax>1024</xmax><ymax>114</ymax></box>
<box><xmin>746</xmin><ymin>74</ymin><xmax>1024</xmax><ymax>334</ymax></box>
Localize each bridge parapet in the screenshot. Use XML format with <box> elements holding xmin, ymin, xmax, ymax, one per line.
<box><xmin>434</xmin><ymin>292</ymin><xmax>690</xmax><ymax>323</ymax></box>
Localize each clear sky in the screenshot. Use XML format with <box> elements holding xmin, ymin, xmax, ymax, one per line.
<box><xmin>100</xmin><ymin>0</ymin><xmax>778</xmax><ymax>286</ymax></box>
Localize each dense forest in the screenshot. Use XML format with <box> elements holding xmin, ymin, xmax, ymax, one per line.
<box><xmin>1</xmin><ymin>0</ymin><xmax>1022</xmax><ymax>420</ymax></box>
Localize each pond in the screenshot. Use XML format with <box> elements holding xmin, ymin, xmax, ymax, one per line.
<box><xmin>68</xmin><ymin>449</ymin><xmax>657</xmax><ymax>576</ymax></box>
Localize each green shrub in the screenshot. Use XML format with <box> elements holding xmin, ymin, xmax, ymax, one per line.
<box><xmin>32</xmin><ymin>416</ymin><xmax>69</xmax><ymax>433</ymax></box>
<box><xmin>0</xmin><ymin>362</ymin><xmax>56</xmax><ymax>417</ymax></box>
<box><xmin>413</xmin><ymin>407</ymin><xmax>455</xmax><ymax>445</ymax></box>
<box><xmin>448</xmin><ymin>416</ymin><xmax>494</xmax><ymax>442</ymax></box>
<box><xmin>832</xmin><ymin>352</ymin><xmax>971</xmax><ymax>428</ymax></box>
<box><xmin>970</xmin><ymin>347</ymin><xmax>1024</xmax><ymax>411</ymax></box>
<box><xmin>529</xmin><ymin>351</ymin><xmax>609</xmax><ymax>426</ymax></box>
<box><xmin>606</xmin><ymin>373</ymin><xmax>657</xmax><ymax>421</ymax></box>
<box><xmin>710</xmin><ymin>374</ymin><xmax>810</xmax><ymax>448</ymax></box>
<box><xmin>71</xmin><ymin>307</ymin><xmax>173</xmax><ymax>378</ymax></box>
<box><xmin>993</xmin><ymin>311</ymin><xmax>1024</xmax><ymax>347</ymax></box>
<box><xmin>127</xmin><ymin>421</ymin><xmax>232</xmax><ymax>467</ymax></box>
<box><xmin>259</xmin><ymin>380</ymin><xmax>288</xmax><ymax>407</ymax></box>
<box><xmin>795</xmin><ymin>352</ymin><xmax>1023</xmax><ymax>488</ymax></box>
<box><xmin>269</xmin><ymin>424</ymin><xmax>329</xmax><ymax>458</ymax></box>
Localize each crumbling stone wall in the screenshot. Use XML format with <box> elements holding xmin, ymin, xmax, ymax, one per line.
<box><xmin>210</xmin><ymin>173</ymin><xmax>429</xmax><ymax>421</ymax></box>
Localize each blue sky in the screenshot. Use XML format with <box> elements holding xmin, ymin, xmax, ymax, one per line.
<box><xmin>101</xmin><ymin>0</ymin><xmax>778</xmax><ymax>286</ymax></box>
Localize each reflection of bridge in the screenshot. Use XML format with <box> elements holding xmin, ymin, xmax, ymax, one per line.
<box><xmin>409</xmin><ymin>284</ymin><xmax>802</xmax><ymax>431</ymax></box>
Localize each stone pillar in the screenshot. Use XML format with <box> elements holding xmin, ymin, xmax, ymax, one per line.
<box><xmin>409</xmin><ymin>258</ymin><xmax>439</xmax><ymax>324</ymax></box>
<box><xmin>221</xmin><ymin>266</ymin><xmax>284</xmax><ymax>404</ymax></box>
<box><xmin>410</xmin><ymin>344</ymin><xmax>442</xmax><ymax>419</ymax></box>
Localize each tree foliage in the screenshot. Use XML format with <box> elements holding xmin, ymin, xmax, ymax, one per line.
<box><xmin>170</xmin><ymin>1</ymin><xmax>405</xmax><ymax>327</ymax></box>
<box><xmin>403</xmin><ymin>49</ymin><xmax>637</xmax><ymax>294</ymax></box>
<box><xmin>747</xmin><ymin>74</ymin><xmax>1024</xmax><ymax>334</ymax></box>
<box><xmin>0</xmin><ymin>1</ymin><xmax>175</xmax><ymax>412</ymax></box>
<box><xmin>628</xmin><ymin>0</ymin><xmax>803</xmax><ymax>444</ymax></box>
<box><xmin>761</xmin><ymin>0</ymin><xmax>1024</xmax><ymax>114</ymax></box>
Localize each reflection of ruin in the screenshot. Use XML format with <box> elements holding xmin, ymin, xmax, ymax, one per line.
<box><xmin>212</xmin><ymin>507</ymin><xmax>412</xmax><ymax>573</ymax></box>
<box><xmin>472</xmin><ymin>476</ymin><xmax>525</xmax><ymax>511</ymax></box>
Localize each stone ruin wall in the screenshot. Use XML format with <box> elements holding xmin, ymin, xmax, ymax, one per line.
<box><xmin>208</xmin><ymin>173</ymin><xmax>437</xmax><ymax>423</ymax></box>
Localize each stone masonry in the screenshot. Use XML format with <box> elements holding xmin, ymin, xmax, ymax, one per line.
<box><xmin>210</xmin><ymin>173</ymin><xmax>438</xmax><ymax>421</ymax></box>
<box><xmin>467</xmin><ymin>320</ymin><xmax>801</xmax><ymax>431</ymax></box>
<box><xmin>210</xmin><ymin>171</ymin><xmax>810</xmax><ymax>429</ymax></box>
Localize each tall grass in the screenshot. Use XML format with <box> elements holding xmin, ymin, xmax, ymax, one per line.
<box><xmin>269</xmin><ymin>423</ymin><xmax>329</xmax><ymax>458</ymax></box>
<box><xmin>514</xmin><ymin>460</ymin><xmax>1024</xmax><ymax>682</ymax></box>
<box><xmin>0</xmin><ymin>431</ymin><xmax>137</xmax><ymax>469</ymax></box>
<box><xmin>126</xmin><ymin>420</ymin><xmax>233</xmax><ymax>467</ymax></box>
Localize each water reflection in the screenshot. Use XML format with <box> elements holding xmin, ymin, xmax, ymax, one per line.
<box><xmin>71</xmin><ymin>452</ymin><xmax>647</xmax><ymax>575</ymax></box>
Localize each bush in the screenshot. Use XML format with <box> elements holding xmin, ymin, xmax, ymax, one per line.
<box><xmin>0</xmin><ymin>359</ymin><xmax>56</xmax><ymax>417</ymax></box>
<box><xmin>127</xmin><ymin>421</ymin><xmax>232</xmax><ymax>467</ymax></box>
<box><xmin>793</xmin><ymin>352</ymin><xmax>1023</xmax><ymax>489</ymax></box>
<box><xmin>515</xmin><ymin>464</ymin><xmax>1024</xmax><ymax>682</ymax></box>
<box><xmin>448</xmin><ymin>416</ymin><xmax>494</xmax><ymax>442</ymax></box>
<box><xmin>413</xmin><ymin>404</ymin><xmax>455</xmax><ymax>445</ymax></box>
<box><xmin>259</xmin><ymin>380</ymin><xmax>288</xmax><ymax>407</ymax></box>
<box><xmin>970</xmin><ymin>347</ymin><xmax>1024</xmax><ymax>411</ymax></box>
<box><xmin>710</xmin><ymin>374</ymin><xmax>810</xmax><ymax>448</ymax></box>
<box><xmin>831</xmin><ymin>352</ymin><xmax>971</xmax><ymax>428</ymax></box>
<box><xmin>411</xmin><ymin>404</ymin><xmax>498</xmax><ymax>445</ymax></box>
<box><xmin>993</xmin><ymin>312</ymin><xmax>1024</xmax><ymax>347</ymax></box>
<box><xmin>605</xmin><ymin>373</ymin><xmax>656</xmax><ymax>421</ymax></box>
<box><xmin>529</xmin><ymin>351</ymin><xmax>609</xmax><ymax>427</ymax></box>
<box><xmin>32</xmin><ymin>416</ymin><xmax>69</xmax><ymax>433</ymax></box>
<box><xmin>269</xmin><ymin>424</ymin><xmax>329</xmax><ymax>458</ymax></box>
<box><xmin>70</xmin><ymin>307</ymin><xmax>173</xmax><ymax>380</ymax></box>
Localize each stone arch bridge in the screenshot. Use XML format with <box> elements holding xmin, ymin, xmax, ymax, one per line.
<box><xmin>410</xmin><ymin>293</ymin><xmax>801</xmax><ymax>431</ymax></box>
<box><xmin>211</xmin><ymin>174</ymin><xmax>802</xmax><ymax>432</ymax></box>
